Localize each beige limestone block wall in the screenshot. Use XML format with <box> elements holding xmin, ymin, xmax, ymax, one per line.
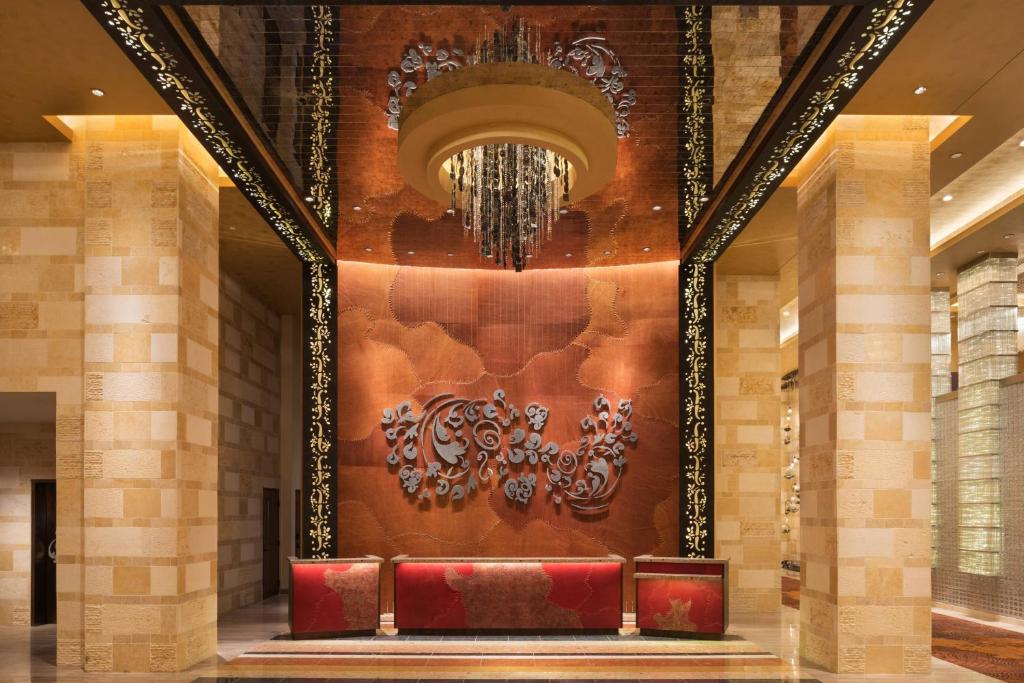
<box><xmin>0</xmin><ymin>421</ymin><xmax>57</xmax><ymax>625</ymax></box>
<box><xmin>714</xmin><ymin>273</ymin><xmax>781</xmax><ymax>614</ymax></box>
<box><xmin>218</xmin><ymin>272</ymin><xmax>281</xmax><ymax>614</ymax></box>
<box><xmin>711</xmin><ymin>5</ymin><xmax>782</xmax><ymax>185</ymax></box>
<box><xmin>796</xmin><ymin>116</ymin><xmax>932</xmax><ymax>674</ymax></box>
<box><xmin>0</xmin><ymin>140</ymin><xmax>86</xmax><ymax>664</ymax></box>
<box><xmin>77</xmin><ymin>116</ymin><xmax>221</xmax><ymax>672</ymax></box>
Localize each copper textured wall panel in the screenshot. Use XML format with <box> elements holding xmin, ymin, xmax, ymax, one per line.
<box><xmin>337</xmin><ymin>261</ymin><xmax>679</xmax><ymax>606</ymax></box>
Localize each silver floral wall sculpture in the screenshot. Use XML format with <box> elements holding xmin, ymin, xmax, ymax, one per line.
<box><xmin>381</xmin><ymin>390</ymin><xmax>637</xmax><ymax>513</ymax></box>
<box><xmin>385</xmin><ymin>35</ymin><xmax>636</xmax><ymax>138</ymax></box>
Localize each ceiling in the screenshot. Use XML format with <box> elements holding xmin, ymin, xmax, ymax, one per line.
<box><xmin>721</xmin><ymin>0</ymin><xmax>1024</xmax><ymax>288</ymax></box>
<box><xmin>0</xmin><ymin>0</ymin><xmax>302</xmax><ymax>313</ymax></box>
<box><xmin>0</xmin><ymin>0</ymin><xmax>170</xmax><ymax>141</ymax></box>
<box><xmin>5</xmin><ymin>1</ymin><xmax>1015</xmax><ymax>293</ymax></box>
<box><xmin>220</xmin><ymin>188</ymin><xmax>303</xmax><ymax>314</ymax></box>
<box><xmin>183</xmin><ymin>3</ymin><xmax>830</xmax><ymax>269</ymax></box>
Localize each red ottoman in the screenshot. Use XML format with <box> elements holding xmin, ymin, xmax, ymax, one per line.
<box><xmin>634</xmin><ymin>555</ymin><xmax>728</xmax><ymax>637</ymax></box>
<box><xmin>392</xmin><ymin>555</ymin><xmax>624</xmax><ymax>632</ymax></box>
<box><xmin>288</xmin><ymin>556</ymin><xmax>382</xmax><ymax>638</ymax></box>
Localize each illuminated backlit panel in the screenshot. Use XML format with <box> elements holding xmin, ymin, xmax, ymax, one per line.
<box><xmin>931</xmin><ymin>289</ymin><xmax>952</xmax><ymax>566</ymax></box>
<box><xmin>956</xmin><ymin>257</ymin><xmax>1017</xmax><ymax>575</ymax></box>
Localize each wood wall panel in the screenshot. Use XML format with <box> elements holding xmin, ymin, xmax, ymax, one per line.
<box><xmin>337</xmin><ymin>261</ymin><xmax>679</xmax><ymax>606</ymax></box>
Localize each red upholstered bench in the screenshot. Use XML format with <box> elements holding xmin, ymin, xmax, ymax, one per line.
<box><xmin>288</xmin><ymin>556</ymin><xmax>382</xmax><ymax>638</ymax></box>
<box><xmin>392</xmin><ymin>555</ymin><xmax>624</xmax><ymax>632</ymax></box>
<box><xmin>633</xmin><ymin>555</ymin><xmax>729</xmax><ymax>637</ymax></box>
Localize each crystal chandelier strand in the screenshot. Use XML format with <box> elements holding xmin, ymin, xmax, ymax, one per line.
<box><xmin>449</xmin><ymin>143</ymin><xmax>567</xmax><ymax>271</ymax></box>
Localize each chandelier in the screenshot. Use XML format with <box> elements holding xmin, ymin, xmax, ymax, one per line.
<box><xmin>395</xmin><ymin>18</ymin><xmax>618</xmax><ymax>271</ymax></box>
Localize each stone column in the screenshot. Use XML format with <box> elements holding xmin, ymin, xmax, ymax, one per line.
<box><xmin>714</xmin><ymin>272</ymin><xmax>781</xmax><ymax>613</ymax></box>
<box><xmin>80</xmin><ymin>117</ymin><xmax>220</xmax><ymax>672</ymax></box>
<box><xmin>796</xmin><ymin>116</ymin><xmax>931</xmax><ymax>674</ymax></box>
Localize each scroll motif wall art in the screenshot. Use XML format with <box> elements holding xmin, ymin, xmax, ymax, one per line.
<box><xmin>381</xmin><ymin>391</ymin><xmax>637</xmax><ymax>513</ymax></box>
<box><xmin>385</xmin><ymin>35</ymin><xmax>637</xmax><ymax>137</ymax></box>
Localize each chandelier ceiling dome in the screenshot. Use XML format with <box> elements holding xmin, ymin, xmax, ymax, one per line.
<box><xmin>394</xmin><ymin>18</ymin><xmax>621</xmax><ymax>271</ymax></box>
<box><xmin>397</xmin><ymin>62</ymin><xmax>618</xmax><ymax>207</ymax></box>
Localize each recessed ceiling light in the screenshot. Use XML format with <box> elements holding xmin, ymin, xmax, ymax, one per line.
<box><xmin>565</xmin><ymin>252</ymin><xmax>572</xmax><ymax>258</ymax></box>
<box><xmin>913</xmin><ymin>85</ymin><xmax>928</xmax><ymax>95</ymax></box>
<box><xmin>446</xmin><ymin>252</ymin><xmax>455</xmax><ymax>257</ymax></box>
<box><xmin>90</xmin><ymin>88</ymin><xmax>105</xmax><ymax>97</ymax></box>
<box><xmin>642</xmin><ymin>246</ymin><xmax>652</xmax><ymax>253</ymax></box>
<box><xmin>352</xmin><ymin>205</ymin><xmax>362</xmax><ymax>212</ymax></box>
<box><xmin>558</xmin><ymin>208</ymin><xmax>568</xmax><ymax>215</ymax></box>
<box><xmin>525</xmin><ymin>254</ymin><xmax>534</xmax><ymax>259</ymax></box>
<box><xmin>603</xmin><ymin>250</ymin><xmax>612</xmax><ymax>256</ymax></box>
<box><xmin>941</xmin><ymin>194</ymin><xmax>954</xmax><ymax>202</ymax></box>
<box><xmin>783</xmin><ymin>311</ymin><xmax>790</xmax><ymax>317</ymax></box>
<box><xmin>363</xmin><ymin>246</ymin><xmax>373</xmax><ymax>252</ymax></box>
<box><xmin>304</xmin><ymin>196</ymin><xmax>314</xmax><ymax>203</ymax></box>
<box><xmin>1003</xmin><ymin>233</ymin><xmax>1015</xmax><ymax>239</ymax></box>
<box><xmin>445</xmin><ymin>208</ymin><xmax>455</xmax><ymax>215</ymax></box>
<box><xmin>976</xmin><ymin>250</ymin><xmax>985</xmax><ymax>255</ymax></box>
<box><xmin>652</xmin><ymin>205</ymin><xmax>662</xmax><ymax>212</ymax></box>
<box><xmin>227</xmin><ymin>225</ymin><xmax>236</xmax><ymax>231</ymax></box>
<box><xmin>950</xmin><ymin>152</ymin><xmax>963</xmax><ymax>159</ymax></box>
<box><xmin>935</xmin><ymin>272</ymin><xmax>945</xmax><ymax>277</ymax></box>
<box><xmin>1019</xmin><ymin>139</ymin><xmax>1024</xmax><ymax>148</ymax></box>
<box><xmin>407</xmin><ymin>250</ymin><xmax>416</xmax><ymax>255</ymax></box>
<box><xmin>699</xmin><ymin>197</ymin><xmax>709</xmax><ymax>203</ymax></box>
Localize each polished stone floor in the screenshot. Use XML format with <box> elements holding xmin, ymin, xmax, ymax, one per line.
<box><xmin>0</xmin><ymin>595</ymin><xmax>997</xmax><ymax>682</ymax></box>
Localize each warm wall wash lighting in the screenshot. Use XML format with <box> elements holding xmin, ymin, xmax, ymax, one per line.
<box><xmin>396</xmin><ymin>18</ymin><xmax>618</xmax><ymax>271</ymax></box>
<box><xmin>914</xmin><ymin>85</ymin><xmax>928</xmax><ymax>95</ymax></box>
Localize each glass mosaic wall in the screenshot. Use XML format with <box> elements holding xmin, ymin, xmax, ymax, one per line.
<box><xmin>955</xmin><ymin>256</ymin><xmax>1017</xmax><ymax>575</ymax></box>
<box><xmin>933</xmin><ymin>380</ymin><xmax>1024</xmax><ymax>618</ymax></box>
<box><xmin>930</xmin><ymin>290</ymin><xmax>952</xmax><ymax>567</ymax></box>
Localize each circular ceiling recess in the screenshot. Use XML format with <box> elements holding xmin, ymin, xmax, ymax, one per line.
<box><xmin>397</xmin><ymin>62</ymin><xmax>618</xmax><ymax>206</ymax></box>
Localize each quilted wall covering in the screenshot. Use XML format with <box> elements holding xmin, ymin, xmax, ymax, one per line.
<box><xmin>337</xmin><ymin>260</ymin><xmax>680</xmax><ymax>604</ymax></box>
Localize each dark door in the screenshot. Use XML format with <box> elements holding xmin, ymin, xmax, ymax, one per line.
<box><xmin>262</xmin><ymin>488</ymin><xmax>280</xmax><ymax>599</ymax></box>
<box><xmin>32</xmin><ymin>480</ymin><xmax>57</xmax><ymax>625</ymax></box>
<box><xmin>294</xmin><ymin>488</ymin><xmax>301</xmax><ymax>558</ymax></box>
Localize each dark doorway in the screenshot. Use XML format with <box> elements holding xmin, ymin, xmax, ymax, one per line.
<box><xmin>31</xmin><ymin>480</ymin><xmax>56</xmax><ymax>625</ymax></box>
<box><xmin>294</xmin><ymin>488</ymin><xmax>301</xmax><ymax>558</ymax></box>
<box><xmin>262</xmin><ymin>487</ymin><xmax>280</xmax><ymax>599</ymax></box>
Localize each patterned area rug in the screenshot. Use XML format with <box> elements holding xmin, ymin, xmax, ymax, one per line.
<box><xmin>932</xmin><ymin>613</ymin><xmax>1024</xmax><ymax>682</ymax></box>
<box><xmin>782</xmin><ymin>576</ymin><xmax>1024</xmax><ymax>682</ymax></box>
